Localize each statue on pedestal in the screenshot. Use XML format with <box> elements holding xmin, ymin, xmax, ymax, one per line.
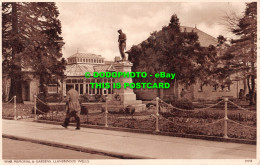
<box><xmin>118</xmin><ymin>29</ymin><xmax>127</xmax><ymax>61</ymax></box>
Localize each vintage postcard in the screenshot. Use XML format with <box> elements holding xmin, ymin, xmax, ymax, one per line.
<box><xmin>1</xmin><ymin>1</ymin><xmax>259</xmax><ymax>165</ymax></box>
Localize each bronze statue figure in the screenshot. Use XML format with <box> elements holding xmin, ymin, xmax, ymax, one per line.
<box><xmin>118</xmin><ymin>29</ymin><xmax>127</xmax><ymax>61</ymax></box>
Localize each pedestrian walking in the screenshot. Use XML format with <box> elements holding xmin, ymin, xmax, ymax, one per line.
<box><xmin>62</xmin><ymin>86</ymin><xmax>81</xmax><ymax>130</ymax></box>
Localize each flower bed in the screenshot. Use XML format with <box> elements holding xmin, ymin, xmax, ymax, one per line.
<box><xmin>161</xmin><ymin>109</ymin><xmax>256</xmax><ymax>122</ymax></box>
<box><xmin>2</xmin><ymin>103</ymin><xmax>34</xmax><ymax>118</ymax></box>
<box><xmin>2</xmin><ymin>102</ymin><xmax>256</xmax><ymax>140</ymax></box>
<box><xmin>158</xmin><ymin>116</ymin><xmax>256</xmax><ymax>140</ymax></box>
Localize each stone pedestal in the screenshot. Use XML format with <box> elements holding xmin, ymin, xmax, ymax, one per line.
<box><xmin>106</xmin><ymin>61</ymin><xmax>145</xmax><ymax>112</ymax></box>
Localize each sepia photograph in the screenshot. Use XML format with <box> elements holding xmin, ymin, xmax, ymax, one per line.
<box><xmin>1</xmin><ymin>1</ymin><xmax>258</xmax><ymax>164</ymax></box>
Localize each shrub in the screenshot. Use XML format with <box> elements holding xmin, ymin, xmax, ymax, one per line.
<box><xmin>101</xmin><ymin>107</ymin><xmax>105</xmax><ymax>113</ymax></box>
<box><xmin>32</xmin><ymin>93</ymin><xmax>50</xmax><ymax>114</ymax></box>
<box><xmin>80</xmin><ymin>94</ymin><xmax>104</xmax><ymax>102</ymax></box>
<box><xmin>80</xmin><ymin>106</ymin><xmax>88</xmax><ymax>115</ymax></box>
<box><xmin>46</xmin><ymin>93</ymin><xmax>63</xmax><ymax>102</ymax></box>
<box><xmin>125</xmin><ymin>105</ymin><xmax>135</xmax><ymax>114</ymax></box>
<box><xmin>162</xmin><ymin>95</ymin><xmax>176</xmax><ymax>103</ymax></box>
<box><xmin>119</xmin><ymin>108</ymin><xmax>125</xmax><ymax>114</ymax></box>
<box><xmin>81</xmin><ymin>94</ymin><xmax>89</xmax><ymax>102</ymax></box>
<box><xmin>98</xmin><ymin>95</ymin><xmax>106</xmax><ymax>102</ymax></box>
<box><xmin>172</xmin><ymin>98</ymin><xmax>194</xmax><ymax>110</ymax></box>
<box><xmin>146</xmin><ymin>103</ymin><xmax>156</xmax><ymax>108</ymax></box>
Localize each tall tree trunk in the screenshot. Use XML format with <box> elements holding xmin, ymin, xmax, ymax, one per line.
<box><xmin>250</xmin><ymin>75</ymin><xmax>256</xmax><ymax>106</ymax></box>
<box><xmin>8</xmin><ymin>3</ymin><xmax>23</xmax><ymax>103</ymax></box>
<box><xmin>243</xmin><ymin>78</ymin><xmax>247</xmax><ymax>97</ymax></box>
<box><xmin>249</xmin><ymin>61</ymin><xmax>256</xmax><ymax>106</ymax></box>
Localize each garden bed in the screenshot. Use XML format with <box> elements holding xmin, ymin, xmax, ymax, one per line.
<box><xmin>37</xmin><ymin>106</ymin><xmax>256</xmax><ymax>140</ymax></box>
<box><xmin>3</xmin><ymin>102</ymin><xmax>256</xmax><ymax>140</ymax></box>
<box><xmin>2</xmin><ymin>103</ymin><xmax>34</xmax><ymax>118</ymax></box>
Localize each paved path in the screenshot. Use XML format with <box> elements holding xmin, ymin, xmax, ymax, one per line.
<box><xmin>2</xmin><ymin>119</ymin><xmax>256</xmax><ymax>159</ymax></box>
<box><xmin>3</xmin><ymin>138</ymin><xmax>115</xmax><ymax>159</ymax></box>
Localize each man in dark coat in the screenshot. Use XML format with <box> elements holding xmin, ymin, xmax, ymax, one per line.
<box><xmin>62</xmin><ymin>86</ymin><xmax>81</xmax><ymax>130</ymax></box>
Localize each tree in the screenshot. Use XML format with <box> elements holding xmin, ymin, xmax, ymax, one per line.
<box><xmin>2</xmin><ymin>2</ymin><xmax>65</xmax><ymax>103</ymax></box>
<box><xmin>221</xmin><ymin>2</ymin><xmax>256</xmax><ymax>105</ymax></box>
<box><xmin>127</xmin><ymin>14</ymin><xmax>216</xmax><ymax>97</ymax></box>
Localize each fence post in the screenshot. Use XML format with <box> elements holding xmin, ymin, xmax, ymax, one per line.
<box><xmin>34</xmin><ymin>95</ymin><xmax>37</xmax><ymax>121</ymax></box>
<box><xmin>105</xmin><ymin>96</ymin><xmax>108</xmax><ymax>127</ymax></box>
<box><xmin>224</xmin><ymin>98</ymin><xmax>228</xmax><ymax>138</ymax></box>
<box><xmin>155</xmin><ymin>97</ymin><xmax>160</xmax><ymax>132</ymax></box>
<box><xmin>14</xmin><ymin>96</ymin><xmax>17</xmax><ymax>120</ymax></box>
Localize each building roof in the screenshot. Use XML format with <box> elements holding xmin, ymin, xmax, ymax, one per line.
<box><xmin>68</xmin><ymin>52</ymin><xmax>104</xmax><ymax>59</ymax></box>
<box><xmin>180</xmin><ymin>26</ymin><xmax>218</xmax><ymax>47</ymax></box>
<box><xmin>94</xmin><ymin>64</ymin><xmax>116</xmax><ymax>72</ymax></box>
<box><xmin>129</xmin><ymin>26</ymin><xmax>218</xmax><ymax>51</ymax></box>
<box><xmin>65</xmin><ymin>63</ymin><xmax>116</xmax><ymax>77</ymax></box>
<box><xmin>65</xmin><ymin>64</ymin><xmax>95</xmax><ymax>77</ymax></box>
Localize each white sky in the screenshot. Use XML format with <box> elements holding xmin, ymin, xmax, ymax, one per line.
<box><xmin>56</xmin><ymin>2</ymin><xmax>246</xmax><ymax>61</ymax></box>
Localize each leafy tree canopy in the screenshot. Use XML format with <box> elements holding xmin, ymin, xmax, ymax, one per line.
<box><xmin>127</xmin><ymin>14</ymin><xmax>216</xmax><ymax>86</ymax></box>
<box><xmin>2</xmin><ymin>2</ymin><xmax>65</xmax><ymax>102</ymax></box>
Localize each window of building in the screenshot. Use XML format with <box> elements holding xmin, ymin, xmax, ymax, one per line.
<box><xmin>80</xmin><ymin>84</ymin><xmax>83</xmax><ymax>94</ymax></box>
<box><xmin>226</xmin><ymin>85</ymin><xmax>231</xmax><ymax>92</ymax></box>
<box><xmin>219</xmin><ymin>85</ymin><xmax>225</xmax><ymax>92</ymax></box>
<box><xmin>85</xmin><ymin>79</ymin><xmax>90</xmax><ymax>94</ymax></box>
<box><xmin>78</xmin><ymin>79</ymin><xmax>83</xmax><ymax>83</ymax></box>
<box><xmin>96</xmin><ymin>79</ymin><xmax>102</xmax><ymax>95</ymax></box>
<box><xmin>198</xmin><ymin>85</ymin><xmax>203</xmax><ymax>92</ymax></box>
<box><xmin>86</xmin><ymin>84</ymin><xmax>89</xmax><ymax>94</ymax></box>
<box><xmin>66</xmin><ymin>79</ymin><xmax>84</xmax><ymax>95</ymax></box>
<box><xmin>107</xmin><ymin>78</ymin><xmax>114</xmax><ymax>94</ymax></box>
<box><xmin>48</xmin><ymin>85</ymin><xmax>57</xmax><ymax>93</ymax></box>
<box><xmin>213</xmin><ymin>84</ymin><xmax>218</xmax><ymax>92</ymax></box>
<box><xmin>103</xmin><ymin>88</ymin><xmax>107</xmax><ymax>95</ymax></box>
<box><xmin>90</xmin><ymin>79</ymin><xmax>95</xmax><ymax>94</ymax></box>
<box><xmin>66</xmin><ymin>84</ymin><xmax>74</xmax><ymax>93</ymax></box>
<box><xmin>75</xmin><ymin>84</ymin><xmax>79</xmax><ymax>91</ymax></box>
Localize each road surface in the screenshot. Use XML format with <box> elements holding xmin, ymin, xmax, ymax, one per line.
<box><xmin>2</xmin><ymin>138</ymin><xmax>116</xmax><ymax>159</ymax></box>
